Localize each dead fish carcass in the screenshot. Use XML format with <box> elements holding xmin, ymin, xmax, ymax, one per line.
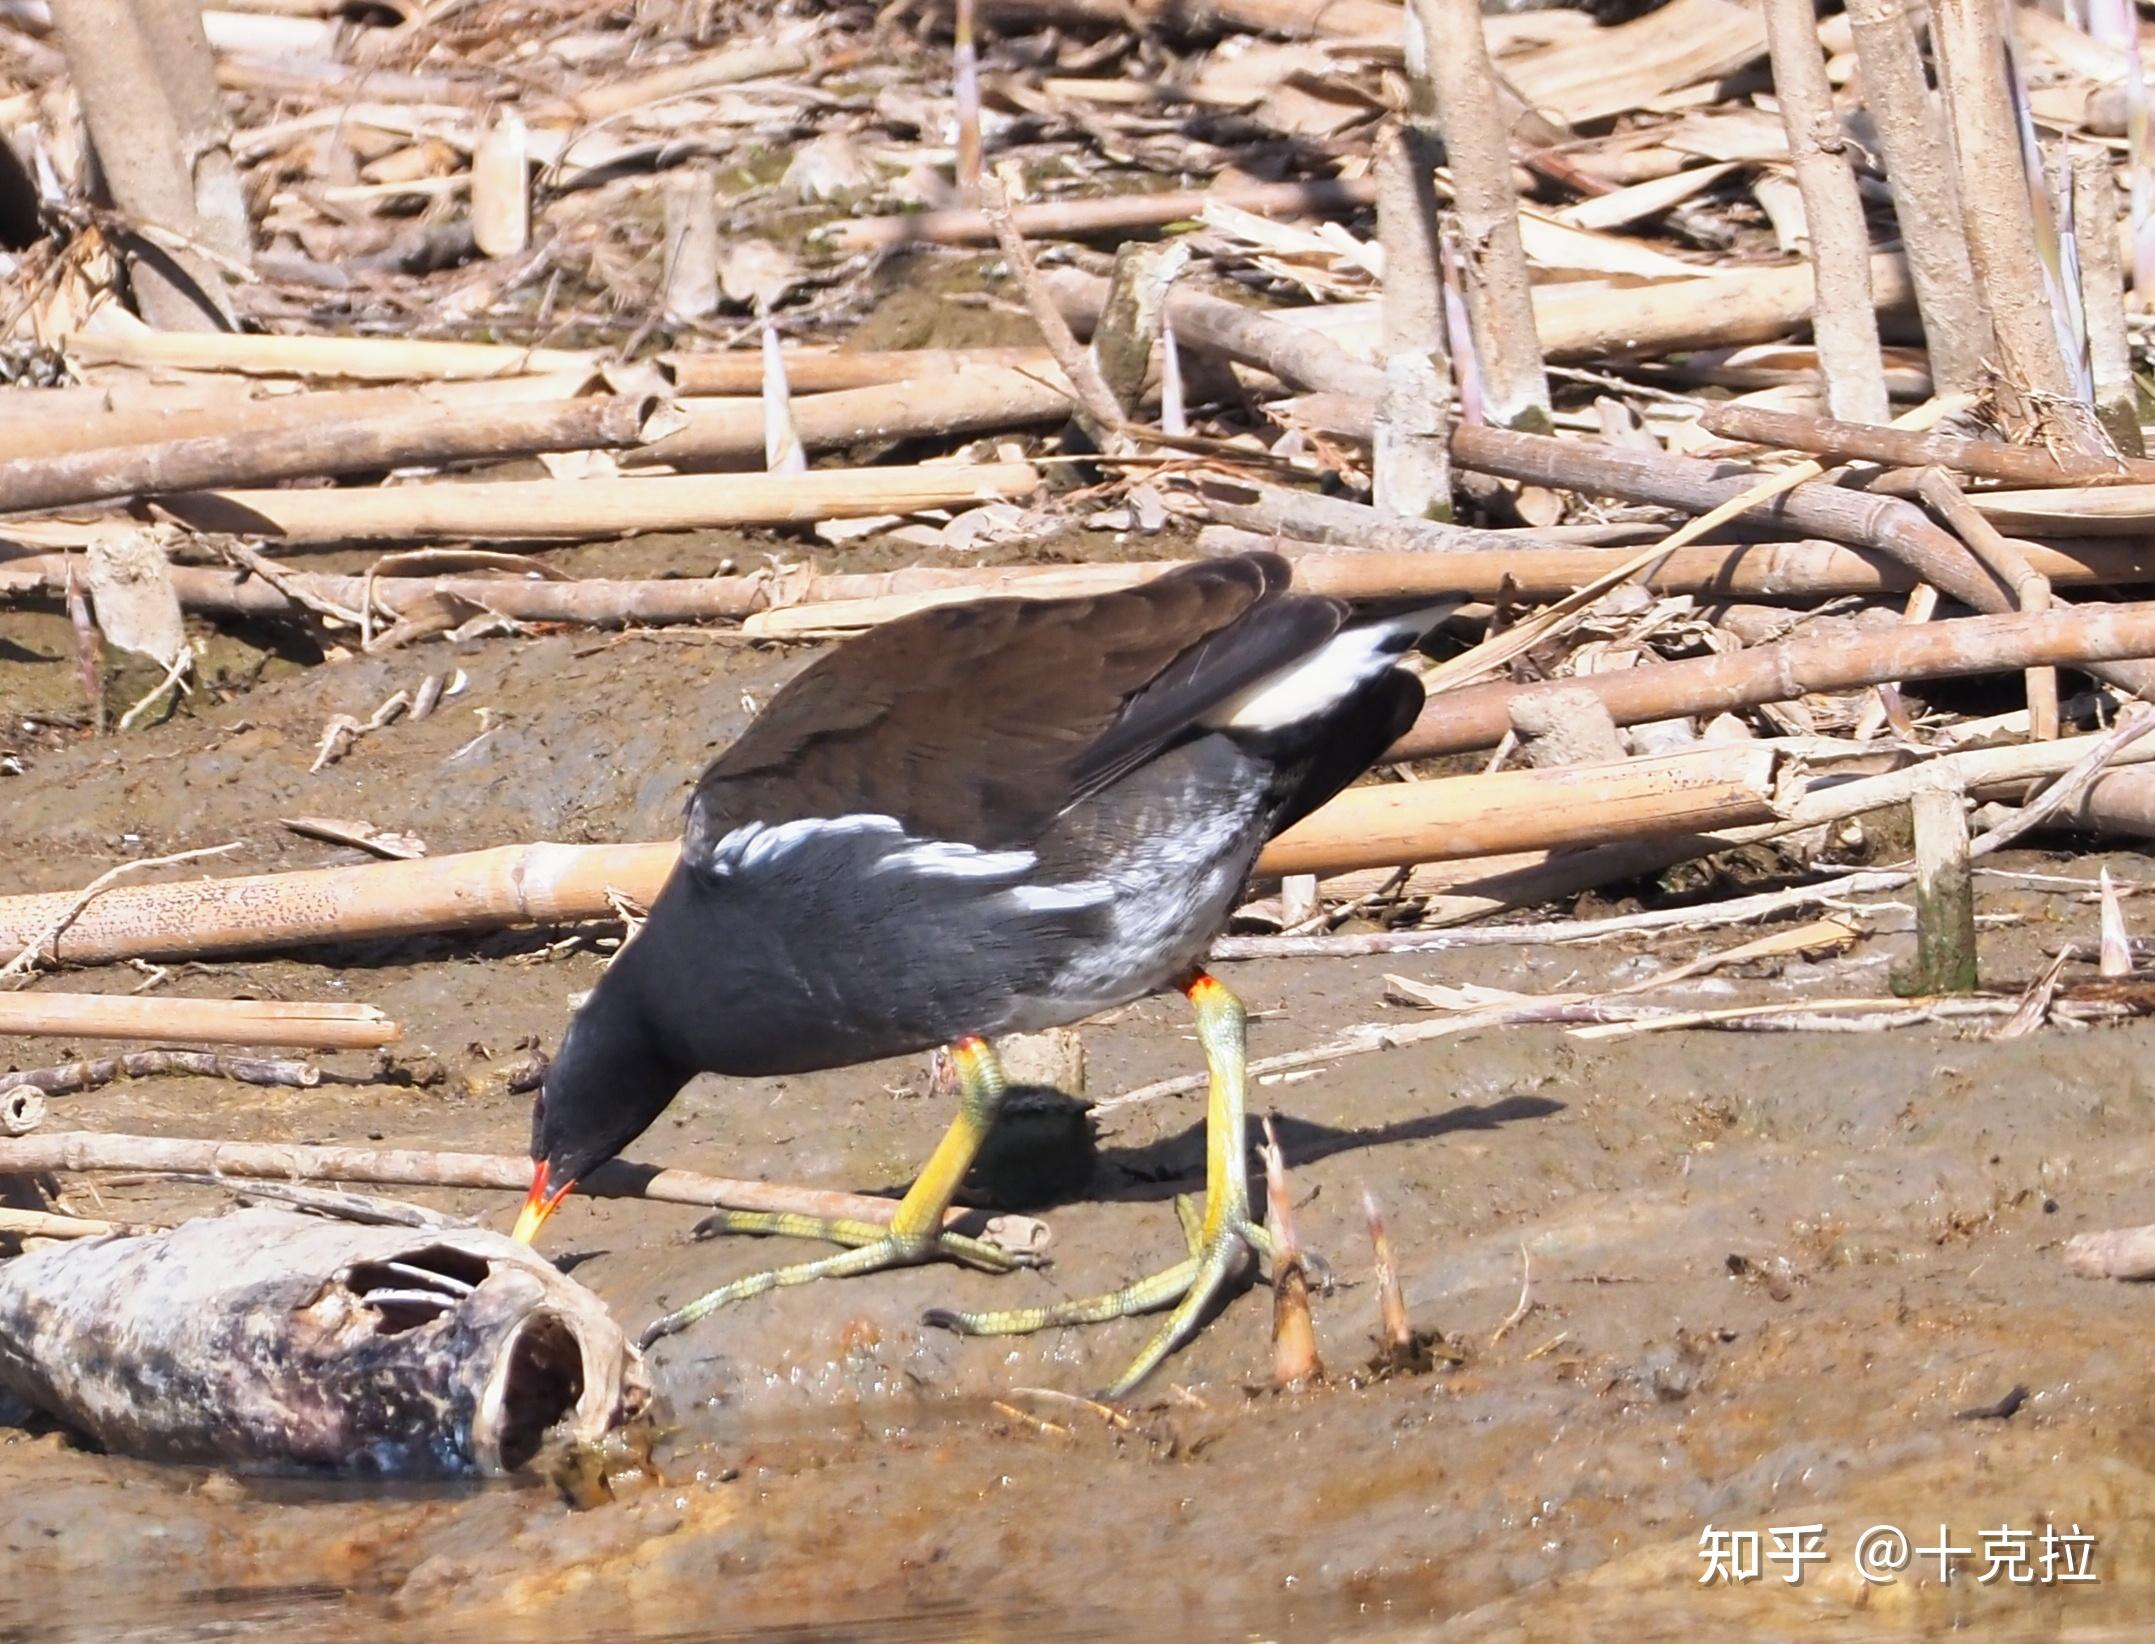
<box><xmin>0</xmin><ymin>1207</ymin><xmax>648</xmax><ymax>1477</ymax></box>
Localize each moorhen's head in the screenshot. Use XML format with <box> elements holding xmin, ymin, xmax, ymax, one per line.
<box><xmin>511</xmin><ymin>969</ymin><xmax>688</xmax><ymax>1245</ymax></box>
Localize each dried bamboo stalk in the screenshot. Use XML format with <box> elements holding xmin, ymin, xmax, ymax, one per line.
<box><xmin>469</xmin><ymin>109</ymin><xmax>529</xmax><ymax>259</ymax></box>
<box><xmin>1446</xmin><ymin>423</ymin><xmax>2155</xmax><ymax>701</ymax></box>
<box><xmin>0</xmin><ymin>1207</ymin><xmax>135</xmax><ymax>1241</ymax></box>
<box><xmin>0</xmin><ymin>993</ymin><xmax>398</xmax><ymax>1049</ymax></box>
<box><xmin>638</xmin><ymin>365</ymin><xmax>1084</xmax><ymax>470</ymax></box>
<box><xmin>663</xmin><ymin>346</ymin><xmax>1057</xmax><ymax>396</ymax></box>
<box><xmin>0</xmin><ymin>375</ymin><xmax>601</xmax><ymax>465</ymax></box>
<box><xmin>1391</xmin><ymin>597</ymin><xmax>2155</xmax><ymax>759</ymax></box>
<box><xmin>1257</xmin><ymin>744</ymin><xmax>1784</xmax><ymax>875</ymax></box>
<box><xmin>0</xmin><ymin>1132</ymin><xmax>1031</xmax><ymax>1246</ymax></box>
<box><xmin>15</xmin><ymin>536</ymin><xmax>2155</xmax><ymax>635</ymax></box>
<box><xmin>147</xmin><ymin>463</ymin><xmax>1041</xmax><ymax>544</ymax></box>
<box><xmin>1914</xmin><ymin>467</ymin><xmax>2058</xmax><ymax>738</ymax></box>
<box><xmin>1762</xmin><ymin>0</ymin><xmax>1888</xmax><ymax>420</ymax></box>
<box><xmin>660</xmin><ymin>166</ymin><xmax>721</xmax><ymax>323</ymax></box>
<box><xmin>0</xmin><ymin>396</ymin><xmax>660</xmax><ymax>515</ymax></box>
<box><xmin>2072</xmin><ymin>151</ymin><xmax>2146</xmax><ymax>457</ymax></box>
<box><xmin>1374</xmin><ymin>123</ymin><xmax>1452</xmax><ymax>519</ymax></box>
<box><xmin>1846</xmin><ymin>0</ymin><xmax>1992</xmax><ymax>393</ymax></box>
<box><xmin>1409</xmin><ymin>0</ymin><xmax>1548</xmax><ymax>429</ymax></box>
<box><xmin>559</xmin><ymin>38</ymin><xmax>815</xmax><ymax>121</ymax></box>
<box><xmin>1529</xmin><ymin>254</ymin><xmax>1915</xmax><ymax>362</ymax></box>
<box><xmin>1905</xmin><ymin>765</ymin><xmax>1979</xmax><ymax>992</ymax></box>
<box><xmin>828</xmin><ymin>177</ymin><xmax>1376</xmax><ymax>251</ymax></box>
<box><xmin>1701</xmin><ymin>401</ymin><xmax>2155</xmax><ymax>483</ymax></box>
<box><xmin>49</xmin><ymin>0</ymin><xmax>238</xmax><ymax>330</ymax></box>
<box><xmin>0</xmin><ymin>748</ymin><xmax>1777</xmax><ymax>962</ymax></box>
<box><xmin>65</xmin><ymin>328</ymin><xmax>599</xmax><ymax>382</ymax></box>
<box><xmin>1052</xmin><ymin>254</ymin><xmax>1917</xmax><ymax>393</ymax></box>
<box><xmin>1929</xmin><ymin>0</ymin><xmax>2106</xmax><ymax>449</ymax></box>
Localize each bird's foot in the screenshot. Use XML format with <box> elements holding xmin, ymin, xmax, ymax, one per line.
<box><xmin>924</xmin><ymin>1192</ymin><xmax>1273</xmax><ymax>1399</ymax></box>
<box><xmin>637</xmin><ymin>1214</ymin><xmax>1028</xmax><ymax>1351</ymax></box>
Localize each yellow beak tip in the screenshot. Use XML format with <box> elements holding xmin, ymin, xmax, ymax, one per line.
<box><xmin>510</xmin><ymin>1200</ymin><xmax>549</xmax><ymax>1245</ymax></box>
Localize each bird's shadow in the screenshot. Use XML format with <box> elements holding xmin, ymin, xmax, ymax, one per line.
<box><xmin>965</xmin><ymin>1089</ymin><xmax>1568</xmax><ymax>1215</ymax></box>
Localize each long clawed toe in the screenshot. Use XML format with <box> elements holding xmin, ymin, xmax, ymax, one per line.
<box><xmin>638</xmin><ymin>1224</ymin><xmax>1028</xmax><ymax>1351</ymax></box>
<box><xmin>923</xmin><ymin>1190</ymin><xmax>1283</xmax><ymax>1401</ymax></box>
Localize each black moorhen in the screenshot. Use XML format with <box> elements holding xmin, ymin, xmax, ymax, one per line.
<box><xmin>512</xmin><ymin>551</ymin><xmax>1459</xmax><ymax>1396</ymax></box>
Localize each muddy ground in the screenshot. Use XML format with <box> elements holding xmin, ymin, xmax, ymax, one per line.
<box><xmin>9</xmin><ymin>546</ymin><xmax>2155</xmax><ymax>1643</ymax></box>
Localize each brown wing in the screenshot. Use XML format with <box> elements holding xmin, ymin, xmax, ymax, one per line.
<box><xmin>685</xmin><ymin>552</ymin><xmax>1315</xmax><ymax>856</ymax></box>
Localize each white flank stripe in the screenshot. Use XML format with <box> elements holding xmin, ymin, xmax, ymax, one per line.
<box><xmin>1209</xmin><ymin>613</ymin><xmax>1425</xmax><ymax>733</ymax></box>
<box><xmin>705</xmin><ymin>813</ymin><xmax>903</xmax><ymax>874</ymax></box>
<box><xmin>873</xmin><ymin>839</ymin><xmax>1037</xmax><ymax>879</ymax></box>
<box><xmin>1006</xmin><ymin>880</ymin><xmax>1115</xmax><ymax>913</ymax></box>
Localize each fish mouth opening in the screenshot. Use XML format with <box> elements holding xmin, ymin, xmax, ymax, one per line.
<box><xmin>489</xmin><ymin>1310</ymin><xmax>588</xmax><ymax>1473</ymax></box>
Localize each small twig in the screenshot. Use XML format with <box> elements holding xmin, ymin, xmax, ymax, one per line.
<box><xmin>116</xmin><ymin>648</ymin><xmax>192</xmax><ymax>734</ymax></box>
<box><xmin>978</xmin><ymin>172</ymin><xmax>1126</xmax><ymax>442</ymax></box>
<box><xmin>1005</xmin><ymin>1386</ymin><xmax>1137</xmax><ymax>1431</ymax></box>
<box><xmin>1490</xmin><ymin>1242</ymin><xmax>1534</xmax><ymax>1345</ymax></box>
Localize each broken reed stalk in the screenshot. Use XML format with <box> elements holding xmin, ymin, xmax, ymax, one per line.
<box><xmin>1698</xmin><ymin>401</ymin><xmax>2155</xmax><ymax>483</ymax></box>
<box><xmin>1</xmin><ymin>374</ymin><xmax>602</xmax><ymax>465</ymax></box>
<box><xmin>1261</xmin><ymin>1117</ymin><xmax>1323</xmax><ymax>1389</ymax></box>
<box><xmin>1406</xmin><ymin>0</ymin><xmax>1548</xmax><ymax>430</ymax></box>
<box><xmin>1845</xmin><ymin>0</ymin><xmax>1992</xmax><ymax>394</ymax></box>
<box><xmin>827</xmin><ymin>177</ymin><xmax>1377</xmax><ymax>251</ymax></box>
<box><xmin>1903</xmin><ymin>765</ymin><xmax>1980</xmax><ymax>994</ymax></box>
<box><xmin>3</xmin><ymin>1090</ymin><xmax>44</xmax><ymax>1137</ymax></box>
<box><xmin>17</xmin><ymin>534</ymin><xmax>2155</xmax><ymax>635</ymax></box>
<box><xmin>0</xmin><ymin>396</ymin><xmax>661</xmax><ymax>515</ymax></box>
<box><xmin>0</xmin><ymin>1050</ymin><xmax>322</xmax><ymax>1097</ymax></box>
<box><xmin>0</xmin><ymin>1207</ymin><xmax>136</xmax><ymax>1241</ymax></box>
<box><xmin>1087</xmin><ymin>242</ymin><xmax>1191</xmax><ymax>421</ymax></box>
<box><xmin>1912</xmin><ymin>467</ymin><xmax>2058</xmax><ymax>738</ymax></box>
<box><xmin>1761</xmin><ymin>0</ymin><xmax>1888</xmax><ymax>421</ymax></box>
<box><xmin>977</xmin><ymin>179</ymin><xmax>1125</xmax><ymax>443</ymax></box>
<box><xmin>1929</xmin><ymin>0</ymin><xmax>2107</xmax><ymax>450</ymax></box>
<box><xmin>48</xmin><ymin>0</ymin><xmax>240</xmax><ymax>330</ymax></box>
<box><xmin>641</xmin><ymin>368</ymin><xmax>1086</xmax><ymax>468</ymax></box>
<box><xmin>0</xmin><ymin>1132</ymin><xmax>1033</xmax><ymax>1248</ymax></box>
<box><xmin>1373</xmin><ymin>122</ymin><xmax>1452</xmax><ymax>519</ymax></box>
<box><xmin>1391</xmin><ymin>597</ymin><xmax>2155</xmax><ymax>760</ymax></box>
<box><xmin>0</xmin><ymin>747</ymin><xmax>1784</xmax><ymax>964</ymax></box>
<box><xmin>469</xmin><ymin>108</ymin><xmax>530</xmax><ymax>259</ymax></box>
<box><xmin>1054</xmin><ymin>249</ymin><xmax>1916</xmax><ymax>388</ymax></box>
<box><xmin>663</xmin><ymin>346</ymin><xmax>1057</xmax><ymax>396</ymax></box>
<box><xmin>2071</xmin><ymin>151</ymin><xmax>2146</xmax><ymax>457</ymax></box>
<box><xmin>0</xmin><ymin>993</ymin><xmax>398</xmax><ymax>1050</ymax></box>
<box><xmin>65</xmin><ymin>327</ymin><xmax>598</xmax><ymax>382</ymax></box>
<box><xmin>660</xmin><ymin>166</ymin><xmax>721</xmax><ymax>323</ymax></box>
<box><xmin>1443</xmin><ymin>423</ymin><xmax>2155</xmax><ymax>703</ymax></box>
<box><xmin>148</xmin><ymin>463</ymin><xmax>1041</xmax><ymax>544</ymax></box>
<box><xmin>558</xmin><ymin>37</ymin><xmax>813</xmax><ymax>120</ymax></box>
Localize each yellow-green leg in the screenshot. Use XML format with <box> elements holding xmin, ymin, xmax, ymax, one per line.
<box><xmin>926</xmin><ymin>972</ymin><xmax>1271</xmax><ymax>1398</ymax></box>
<box><xmin>638</xmin><ymin>1037</ymin><xmax>1022</xmax><ymax>1351</ymax></box>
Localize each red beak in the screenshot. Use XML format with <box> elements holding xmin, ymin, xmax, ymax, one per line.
<box><xmin>511</xmin><ymin>1159</ymin><xmax>575</xmax><ymax>1244</ymax></box>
